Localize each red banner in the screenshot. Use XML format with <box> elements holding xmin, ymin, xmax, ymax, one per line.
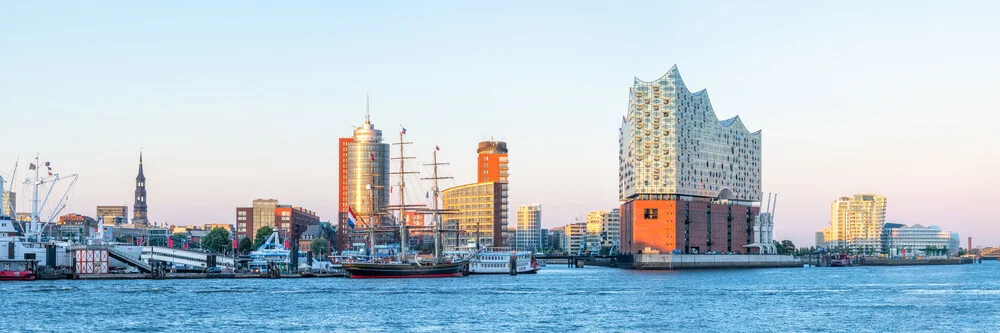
<box><xmin>232</xmin><ymin>239</ymin><xmax>238</xmax><ymax>249</ymax></box>
<box><xmin>168</xmin><ymin>238</ymin><xmax>174</xmax><ymax>248</ymax></box>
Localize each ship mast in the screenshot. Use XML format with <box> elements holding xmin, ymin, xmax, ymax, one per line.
<box><xmin>390</xmin><ymin>128</ymin><xmax>418</xmax><ymax>263</ymax></box>
<box><xmin>422</xmin><ymin>147</ymin><xmax>452</xmax><ymax>263</ymax></box>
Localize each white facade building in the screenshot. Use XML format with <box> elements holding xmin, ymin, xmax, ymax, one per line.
<box><xmin>884</xmin><ymin>224</ymin><xmax>953</xmax><ymax>256</ymax></box>
<box><xmin>828</xmin><ymin>194</ymin><xmax>886</xmax><ymax>253</ymax></box>
<box><xmin>561</xmin><ymin>222</ymin><xmax>586</xmax><ymax>255</ymax></box>
<box><xmin>619</xmin><ymin>65</ymin><xmax>762</xmax><ymax>202</ymax></box>
<box><xmin>515</xmin><ymin>204</ymin><xmax>542</xmax><ymax>252</ymax></box>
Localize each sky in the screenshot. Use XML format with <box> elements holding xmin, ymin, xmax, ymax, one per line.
<box><xmin>2</xmin><ymin>2</ymin><xmax>999</xmax><ymax>247</ymax></box>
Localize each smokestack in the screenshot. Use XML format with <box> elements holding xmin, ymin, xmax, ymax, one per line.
<box><xmin>968</xmin><ymin>237</ymin><xmax>972</xmax><ymax>252</ymax></box>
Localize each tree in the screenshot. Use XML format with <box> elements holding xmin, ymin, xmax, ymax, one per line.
<box><xmin>253</xmin><ymin>226</ymin><xmax>276</xmax><ymax>249</ymax></box>
<box><xmin>238</xmin><ymin>237</ymin><xmax>253</xmax><ymax>254</ymax></box>
<box><xmin>310</xmin><ymin>237</ymin><xmax>329</xmax><ymax>256</ymax></box>
<box><xmin>169</xmin><ymin>234</ymin><xmax>189</xmax><ymax>248</ymax></box>
<box><xmin>201</xmin><ymin>227</ymin><xmax>231</xmax><ymax>253</ymax></box>
<box><xmin>780</xmin><ymin>240</ymin><xmax>795</xmax><ymax>255</ymax></box>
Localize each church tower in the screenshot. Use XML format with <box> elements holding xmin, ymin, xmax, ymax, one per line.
<box><xmin>133</xmin><ymin>152</ymin><xmax>148</xmax><ymax>225</ymax></box>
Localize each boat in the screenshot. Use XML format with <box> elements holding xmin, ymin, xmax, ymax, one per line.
<box><xmin>0</xmin><ymin>156</ymin><xmax>78</xmax><ymax>279</ymax></box>
<box><xmin>342</xmin><ymin>123</ymin><xmax>466</xmax><ymax>278</ymax></box>
<box><xmin>0</xmin><ymin>268</ymin><xmax>35</xmax><ymax>281</ymax></box>
<box><xmin>463</xmin><ymin>247</ymin><xmax>540</xmax><ymax>275</ymax></box>
<box><xmin>830</xmin><ymin>253</ymin><xmax>852</xmax><ymax>267</ymax></box>
<box><xmin>247</xmin><ymin>231</ymin><xmax>307</xmax><ymax>274</ymax></box>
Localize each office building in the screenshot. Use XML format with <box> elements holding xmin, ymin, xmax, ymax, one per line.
<box><xmin>442</xmin><ymin>181</ymin><xmax>508</xmax><ymax>249</ymax></box>
<box><xmin>619</xmin><ymin>66</ymin><xmax>762</xmax><ymax>255</ymax></box>
<box><xmin>561</xmin><ymin>222</ymin><xmax>587</xmax><ymax>255</ymax></box>
<box><xmin>341</xmin><ymin>114</ymin><xmax>390</xmax><ymax>251</ymax></box>
<box><xmin>815</xmin><ymin>231</ymin><xmax>827</xmax><ymax>248</ymax></box>
<box><xmin>548</xmin><ymin>226</ymin><xmax>565</xmax><ymax>251</ymax></box>
<box><xmin>236</xmin><ymin>199</ymin><xmax>320</xmax><ymax>243</ymax></box>
<box><xmin>827</xmin><ymin>194</ymin><xmax>887</xmax><ymax>253</ymax></box>
<box><xmin>883</xmin><ymin>224</ymin><xmax>954</xmax><ymax>256</ymax></box>
<box><xmin>203</xmin><ymin>223</ymin><xmax>232</xmax><ymax>233</ymax></box>
<box><xmin>337</xmin><ymin>137</ymin><xmax>354</xmax><ymax>251</ymax></box>
<box><xmin>96</xmin><ymin>205</ymin><xmax>128</xmax><ymax>226</ymax></box>
<box><xmin>477</xmin><ymin>140</ymin><xmax>509</xmax><ymax>183</ymax></box>
<box><xmin>515</xmin><ymin>204</ymin><xmax>542</xmax><ymax>252</ymax></box>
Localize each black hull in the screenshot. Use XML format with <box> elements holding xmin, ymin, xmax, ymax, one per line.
<box><xmin>343</xmin><ymin>262</ymin><xmax>465</xmax><ymax>278</ymax></box>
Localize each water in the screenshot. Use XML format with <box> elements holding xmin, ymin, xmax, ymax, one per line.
<box><xmin>2</xmin><ymin>262</ymin><xmax>999</xmax><ymax>332</ymax></box>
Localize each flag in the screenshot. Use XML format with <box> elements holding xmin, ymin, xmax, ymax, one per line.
<box><xmin>283</xmin><ymin>238</ymin><xmax>290</xmax><ymax>250</ymax></box>
<box><xmin>48</xmin><ymin>172</ymin><xmax>52</xmax><ymax>176</ymax></box>
<box><xmin>435</xmin><ymin>145</ymin><xmax>440</xmax><ymax>151</ymax></box>
<box><xmin>426</xmin><ymin>192</ymin><xmax>429</xmax><ymax>198</ymax></box>
<box><xmin>29</xmin><ymin>163</ymin><xmax>36</xmax><ymax>170</ymax></box>
<box><xmin>370</xmin><ymin>153</ymin><xmax>375</xmax><ymax>162</ymax></box>
<box><xmin>390</xmin><ymin>186</ymin><xmax>392</xmax><ymax>193</ymax></box>
<box><xmin>168</xmin><ymin>238</ymin><xmax>174</xmax><ymax>248</ymax></box>
<box><xmin>44</xmin><ymin>161</ymin><xmax>50</xmax><ymax>167</ymax></box>
<box><xmin>347</xmin><ymin>206</ymin><xmax>358</xmax><ymax>229</ymax></box>
<box><xmin>184</xmin><ymin>242</ymin><xmax>189</xmax><ymax>250</ymax></box>
<box><xmin>401</xmin><ymin>126</ymin><xmax>407</xmax><ymax>135</ymax></box>
<box><xmin>232</xmin><ymin>239</ymin><xmax>238</xmax><ymax>249</ymax></box>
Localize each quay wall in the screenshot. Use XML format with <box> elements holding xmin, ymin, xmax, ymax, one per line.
<box><xmin>620</xmin><ymin>254</ymin><xmax>801</xmax><ymax>270</ymax></box>
<box><xmin>857</xmin><ymin>258</ymin><xmax>974</xmax><ymax>266</ymax></box>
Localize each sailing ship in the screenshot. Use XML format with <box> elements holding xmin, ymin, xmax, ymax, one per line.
<box><xmin>342</xmin><ymin>126</ymin><xmax>466</xmax><ymax>278</ymax></box>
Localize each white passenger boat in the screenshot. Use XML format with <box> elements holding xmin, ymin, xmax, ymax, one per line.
<box><xmin>454</xmin><ymin>247</ymin><xmax>540</xmax><ymax>275</ymax></box>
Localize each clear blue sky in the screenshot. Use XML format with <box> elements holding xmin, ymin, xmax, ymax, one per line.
<box><xmin>2</xmin><ymin>2</ymin><xmax>998</xmax><ymax>247</ymax></box>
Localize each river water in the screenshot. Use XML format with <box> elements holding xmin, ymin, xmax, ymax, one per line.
<box><xmin>2</xmin><ymin>261</ymin><xmax>999</xmax><ymax>332</ymax></box>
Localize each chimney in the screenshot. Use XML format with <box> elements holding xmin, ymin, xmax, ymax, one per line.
<box><xmin>968</xmin><ymin>237</ymin><xmax>972</xmax><ymax>251</ymax></box>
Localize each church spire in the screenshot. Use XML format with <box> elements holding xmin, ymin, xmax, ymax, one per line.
<box><xmin>133</xmin><ymin>151</ymin><xmax>148</xmax><ymax>225</ymax></box>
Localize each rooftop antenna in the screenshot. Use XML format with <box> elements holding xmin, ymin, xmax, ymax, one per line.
<box><xmin>365</xmin><ymin>91</ymin><xmax>371</xmax><ymax>124</ymax></box>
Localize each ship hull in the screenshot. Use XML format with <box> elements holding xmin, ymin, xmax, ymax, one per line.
<box><xmin>343</xmin><ymin>262</ymin><xmax>465</xmax><ymax>279</ymax></box>
<box><xmin>0</xmin><ymin>271</ymin><xmax>36</xmax><ymax>281</ymax></box>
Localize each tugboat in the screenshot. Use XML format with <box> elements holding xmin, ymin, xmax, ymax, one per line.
<box><xmin>342</xmin><ymin>122</ymin><xmax>465</xmax><ymax>278</ymax></box>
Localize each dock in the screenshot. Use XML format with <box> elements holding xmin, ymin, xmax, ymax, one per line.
<box><xmin>617</xmin><ymin>254</ymin><xmax>801</xmax><ymax>270</ymax></box>
<box><xmin>69</xmin><ymin>272</ymin><xmax>347</xmax><ymax>280</ymax></box>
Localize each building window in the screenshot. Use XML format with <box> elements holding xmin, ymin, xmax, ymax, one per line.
<box><xmin>643</xmin><ymin>209</ymin><xmax>658</xmax><ymax>220</ymax></box>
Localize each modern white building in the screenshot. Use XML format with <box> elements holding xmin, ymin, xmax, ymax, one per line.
<box><xmin>561</xmin><ymin>222</ymin><xmax>586</xmax><ymax>255</ymax></box>
<box><xmin>515</xmin><ymin>204</ymin><xmax>542</xmax><ymax>252</ymax></box>
<box><xmin>884</xmin><ymin>224</ymin><xmax>954</xmax><ymax>256</ymax></box>
<box><xmin>827</xmin><ymin>194</ymin><xmax>887</xmax><ymax>253</ymax></box>
<box><xmin>618</xmin><ymin>65</ymin><xmax>762</xmax><ymax>202</ymax></box>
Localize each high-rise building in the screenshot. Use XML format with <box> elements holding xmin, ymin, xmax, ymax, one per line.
<box><xmin>827</xmin><ymin>194</ymin><xmax>886</xmax><ymax>253</ymax></box>
<box><xmin>1</xmin><ymin>191</ymin><xmax>14</xmax><ymax>218</ymax></box>
<box><xmin>442</xmin><ymin>181</ymin><xmax>508</xmax><ymax>249</ymax></box>
<box><xmin>336</xmin><ymin>137</ymin><xmax>354</xmax><ymax>251</ymax></box>
<box><xmin>477</xmin><ymin>140</ymin><xmax>509</xmax><ymax>183</ymax></box>
<box><xmin>343</xmin><ymin>114</ymin><xmax>390</xmax><ymax>251</ymax></box>
<box><xmin>515</xmin><ymin>204</ymin><xmax>542</xmax><ymax>252</ymax></box>
<box><xmin>96</xmin><ymin>205</ymin><xmax>128</xmax><ymax>226</ymax></box>
<box><xmin>132</xmin><ymin>152</ymin><xmax>148</xmax><ymax>225</ymax></box>
<box><xmin>618</xmin><ymin>66</ymin><xmax>763</xmax><ymax>255</ymax></box>
<box><xmin>236</xmin><ymin>199</ymin><xmax>319</xmax><ymax>242</ymax></box>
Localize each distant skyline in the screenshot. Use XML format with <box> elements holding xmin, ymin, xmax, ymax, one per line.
<box><xmin>2</xmin><ymin>2</ymin><xmax>999</xmax><ymax>247</ymax></box>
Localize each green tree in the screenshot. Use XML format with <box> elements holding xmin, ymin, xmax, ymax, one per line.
<box><xmin>169</xmin><ymin>234</ymin><xmax>189</xmax><ymax>248</ymax></box>
<box><xmin>253</xmin><ymin>226</ymin><xmax>276</xmax><ymax>249</ymax></box>
<box><xmin>310</xmin><ymin>237</ymin><xmax>329</xmax><ymax>256</ymax></box>
<box><xmin>238</xmin><ymin>237</ymin><xmax>253</xmax><ymax>254</ymax></box>
<box><xmin>201</xmin><ymin>227</ymin><xmax>231</xmax><ymax>253</ymax></box>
